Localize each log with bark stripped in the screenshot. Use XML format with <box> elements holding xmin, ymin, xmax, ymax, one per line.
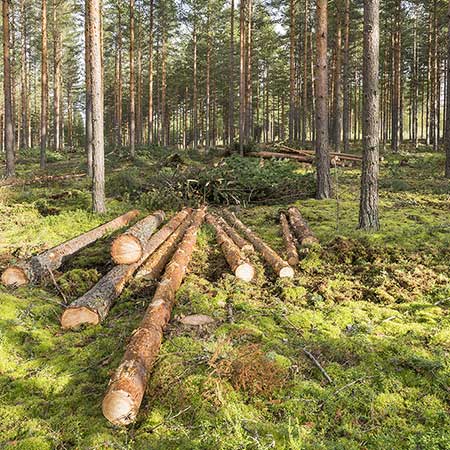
<box><xmin>111</xmin><ymin>211</ymin><xmax>166</xmax><ymax>264</ymax></box>
<box><xmin>247</xmin><ymin>151</ymin><xmax>314</xmax><ymax>163</ymax></box>
<box><xmin>60</xmin><ymin>208</ymin><xmax>192</xmax><ymax>329</ymax></box>
<box><xmin>101</xmin><ymin>208</ymin><xmax>206</xmax><ymax>425</ymax></box>
<box><xmin>135</xmin><ymin>211</ymin><xmax>193</xmax><ymax>281</ymax></box>
<box><xmin>287</xmin><ymin>206</ymin><xmax>319</xmax><ymax>247</ymax></box>
<box><xmin>216</xmin><ymin>215</ymin><xmax>254</xmax><ymax>252</ymax></box>
<box><xmin>1</xmin><ymin>209</ymin><xmax>140</xmax><ymax>287</ymax></box>
<box><xmin>280</xmin><ymin>212</ymin><xmax>299</xmax><ymax>266</ymax></box>
<box><xmin>222</xmin><ymin>210</ymin><xmax>294</xmax><ymax>278</ymax></box>
<box><xmin>206</xmin><ymin>214</ymin><xmax>254</xmax><ymax>282</ymax></box>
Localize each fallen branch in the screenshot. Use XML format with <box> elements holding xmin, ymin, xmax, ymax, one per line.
<box><xmin>206</xmin><ymin>214</ymin><xmax>255</xmax><ymax>282</ymax></box>
<box><xmin>247</xmin><ymin>151</ymin><xmax>314</xmax><ymax>163</ymax></box>
<box><xmin>1</xmin><ymin>209</ymin><xmax>140</xmax><ymax>286</ymax></box>
<box><xmin>60</xmin><ymin>209</ymin><xmax>191</xmax><ymax>329</ymax></box>
<box><xmin>280</xmin><ymin>212</ymin><xmax>299</xmax><ymax>266</ymax></box>
<box><xmin>111</xmin><ymin>211</ymin><xmax>166</xmax><ymax>264</ymax></box>
<box><xmin>222</xmin><ymin>210</ymin><xmax>294</xmax><ymax>278</ymax></box>
<box><xmin>280</xmin><ymin>144</ymin><xmax>362</xmax><ymax>162</ymax></box>
<box><xmin>102</xmin><ymin>208</ymin><xmax>206</xmax><ymax>425</ymax></box>
<box><xmin>302</xmin><ymin>348</ymin><xmax>333</xmax><ymax>384</ymax></box>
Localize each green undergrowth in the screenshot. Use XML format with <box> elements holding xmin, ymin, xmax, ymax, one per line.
<box><xmin>0</xmin><ymin>145</ymin><xmax>449</xmax><ymax>449</ymax></box>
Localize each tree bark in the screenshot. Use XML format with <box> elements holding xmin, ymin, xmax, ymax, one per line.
<box><xmin>136</xmin><ymin>210</ymin><xmax>193</xmax><ymax>281</ymax></box>
<box><xmin>315</xmin><ymin>0</ymin><xmax>332</xmax><ymax>198</ymax></box>
<box><xmin>3</xmin><ymin>0</ymin><xmax>15</xmax><ymax>178</ymax></box>
<box><xmin>89</xmin><ymin>0</ymin><xmax>106</xmax><ymax>213</ymax></box>
<box><xmin>228</xmin><ymin>0</ymin><xmax>235</xmax><ymax>145</ymax></box>
<box><xmin>222</xmin><ymin>210</ymin><xmax>294</xmax><ymax>278</ymax></box>
<box><xmin>111</xmin><ymin>210</ymin><xmax>165</xmax><ymax>264</ymax></box>
<box><xmin>148</xmin><ymin>0</ymin><xmax>153</xmax><ymax>145</ymax></box>
<box><xmin>342</xmin><ymin>0</ymin><xmax>350</xmax><ymax>152</ymax></box>
<box><xmin>53</xmin><ymin>0</ymin><xmax>62</xmax><ymax>151</ymax></box>
<box><xmin>446</xmin><ymin>0</ymin><xmax>450</xmax><ymax>177</ymax></box>
<box><xmin>2</xmin><ymin>210</ymin><xmax>139</xmax><ymax>286</ymax></box>
<box><xmin>216</xmin><ymin>214</ymin><xmax>253</xmax><ymax>251</ymax></box>
<box><xmin>129</xmin><ymin>0</ymin><xmax>135</xmax><ymax>157</ymax></box>
<box><xmin>288</xmin><ymin>0</ymin><xmax>295</xmax><ymax>143</ymax></box>
<box><xmin>391</xmin><ymin>0</ymin><xmax>401</xmax><ymax>152</ymax></box>
<box><xmin>332</xmin><ymin>1</ymin><xmax>342</xmax><ymax>152</ymax></box>
<box><xmin>40</xmin><ymin>0</ymin><xmax>48</xmax><ymax>169</ymax></box>
<box><xmin>206</xmin><ymin>214</ymin><xmax>254</xmax><ymax>281</ymax></box>
<box><xmin>239</xmin><ymin>0</ymin><xmax>246</xmax><ymax>155</ymax></box>
<box><xmin>287</xmin><ymin>206</ymin><xmax>319</xmax><ymax>246</ymax></box>
<box><xmin>280</xmin><ymin>212</ymin><xmax>299</xmax><ymax>266</ymax></box>
<box><xmin>359</xmin><ymin>0</ymin><xmax>380</xmax><ymax>230</ymax></box>
<box><xmin>85</xmin><ymin>0</ymin><xmax>93</xmax><ymax>176</ymax></box>
<box><xmin>102</xmin><ymin>209</ymin><xmax>206</xmax><ymax>426</ymax></box>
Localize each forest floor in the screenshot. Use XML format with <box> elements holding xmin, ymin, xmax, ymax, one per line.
<box><xmin>0</xmin><ymin>145</ymin><xmax>449</xmax><ymax>450</ymax></box>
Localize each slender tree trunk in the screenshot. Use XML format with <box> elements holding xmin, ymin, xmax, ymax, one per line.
<box><xmin>161</xmin><ymin>30</ymin><xmax>167</xmax><ymax>147</ymax></box>
<box><xmin>88</xmin><ymin>0</ymin><xmax>106</xmax><ymax>213</ymax></box>
<box><xmin>53</xmin><ymin>0</ymin><xmax>62</xmax><ymax>151</ymax></box>
<box><xmin>40</xmin><ymin>0</ymin><xmax>48</xmax><ymax>169</ymax></box>
<box><xmin>193</xmin><ymin>20</ymin><xmax>198</xmax><ymax>150</ymax></box>
<box><xmin>20</xmin><ymin>0</ymin><xmax>28</xmax><ymax>150</ymax></box>
<box><xmin>129</xmin><ymin>0</ymin><xmax>135</xmax><ymax>157</ymax></box>
<box><xmin>85</xmin><ymin>0</ymin><xmax>93</xmax><ymax>176</ymax></box>
<box><xmin>228</xmin><ymin>0</ymin><xmax>235</xmax><ymax>145</ymax></box>
<box><xmin>391</xmin><ymin>0</ymin><xmax>400</xmax><ymax>152</ymax></box>
<box><xmin>301</xmin><ymin>0</ymin><xmax>308</xmax><ymax>145</ymax></box>
<box><xmin>412</xmin><ymin>15</ymin><xmax>418</xmax><ymax>148</ymax></box>
<box><xmin>446</xmin><ymin>0</ymin><xmax>450</xmax><ymax>176</ymax></box>
<box><xmin>342</xmin><ymin>0</ymin><xmax>350</xmax><ymax>152</ymax></box>
<box><xmin>245</xmin><ymin>0</ymin><xmax>253</xmax><ymax>142</ymax></box>
<box><xmin>332</xmin><ymin>3</ymin><xmax>342</xmax><ymax>152</ymax></box>
<box><xmin>205</xmin><ymin>5</ymin><xmax>211</xmax><ymax>151</ymax></box>
<box><xmin>359</xmin><ymin>0</ymin><xmax>380</xmax><ymax>230</ymax></box>
<box><xmin>288</xmin><ymin>0</ymin><xmax>295</xmax><ymax>143</ymax></box>
<box><xmin>239</xmin><ymin>0</ymin><xmax>246</xmax><ymax>154</ymax></box>
<box><xmin>3</xmin><ymin>0</ymin><xmax>15</xmax><ymax>178</ymax></box>
<box><xmin>315</xmin><ymin>0</ymin><xmax>332</xmax><ymax>199</ymax></box>
<box><xmin>148</xmin><ymin>0</ymin><xmax>153</xmax><ymax>145</ymax></box>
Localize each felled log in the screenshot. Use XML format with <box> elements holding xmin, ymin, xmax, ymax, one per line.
<box><xmin>135</xmin><ymin>211</ymin><xmax>193</xmax><ymax>281</ymax></box>
<box><xmin>206</xmin><ymin>214</ymin><xmax>254</xmax><ymax>282</ymax></box>
<box><xmin>222</xmin><ymin>210</ymin><xmax>294</xmax><ymax>278</ymax></box>
<box><xmin>287</xmin><ymin>206</ymin><xmax>319</xmax><ymax>247</ymax></box>
<box><xmin>1</xmin><ymin>209</ymin><xmax>140</xmax><ymax>287</ymax></box>
<box><xmin>216</xmin><ymin>215</ymin><xmax>254</xmax><ymax>251</ymax></box>
<box><xmin>280</xmin><ymin>144</ymin><xmax>362</xmax><ymax>162</ymax></box>
<box><xmin>111</xmin><ymin>211</ymin><xmax>165</xmax><ymax>264</ymax></box>
<box><xmin>280</xmin><ymin>212</ymin><xmax>299</xmax><ymax>266</ymax></box>
<box><xmin>102</xmin><ymin>208</ymin><xmax>206</xmax><ymax>426</ymax></box>
<box><xmin>60</xmin><ymin>209</ymin><xmax>191</xmax><ymax>329</ymax></box>
<box><xmin>247</xmin><ymin>151</ymin><xmax>314</xmax><ymax>163</ymax></box>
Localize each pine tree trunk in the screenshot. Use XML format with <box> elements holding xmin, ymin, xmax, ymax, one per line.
<box><xmin>359</xmin><ymin>0</ymin><xmax>380</xmax><ymax>230</ymax></box>
<box><xmin>89</xmin><ymin>0</ymin><xmax>106</xmax><ymax>213</ymax></box>
<box><xmin>148</xmin><ymin>0</ymin><xmax>153</xmax><ymax>145</ymax></box>
<box><xmin>239</xmin><ymin>0</ymin><xmax>246</xmax><ymax>155</ymax></box>
<box><xmin>40</xmin><ymin>0</ymin><xmax>48</xmax><ymax>169</ymax></box>
<box><xmin>287</xmin><ymin>206</ymin><xmax>319</xmax><ymax>246</ymax></box>
<box><xmin>3</xmin><ymin>0</ymin><xmax>15</xmax><ymax>178</ymax></box>
<box><xmin>85</xmin><ymin>0</ymin><xmax>93</xmax><ymax>176</ymax></box>
<box><xmin>2</xmin><ymin>210</ymin><xmax>139</xmax><ymax>287</ymax></box>
<box><xmin>216</xmin><ymin>215</ymin><xmax>253</xmax><ymax>251</ymax></box>
<box><xmin>102</xmin><ymin>209</ymin><xmax>206</xmax><ymax>426</ymax></box>
<box><xmin>342</xmin><ymin>0</ymin><xmax>350</xmax><ymax>152</ymax></box>
<box><xmin>315</xmin><ymin>0</ymin><xmax>332</xmax><ymax>198</ymax></box>
<box><xmin>193</xmin><ymin>21</ymin><xmax>198</xmax><ymax>150</ymax></box>
<box><xmin>161</xmin><ymin>30</ymin><xmax>167</xmax><ymax>147</ymax></box>
<box><xmin>301</xmin><ymin>0</ymin><xmax>309</xmax><ymax>145</ymax></box>
<box><xmin>228</xmin><ymin>0</ymin><xmax>235</xmax><ymax>145</ymax></box>
<box><xmin>288</xmin><ymin>0</ymin><xmax>295</xmax><ymax>143</ymax></box>
<box><xmin>446</xmin><ymin>0</ymin><xmax>450</xmax><ymax>176</ymax></box>
<box><xmin>332</xmin><ymin>2</ymin><xmax>342</xmax><ymax>152</ymax></box>
<box><xmin>391</xmin><ymin>0</ymin><xmax>400</xmax><ymax>152</ymax></box>
<box><xmin>53</xmin><ymin>0</ymin><xmax>62</xmax><ymax>151</ymax></box>
<box><xmin>129</xmin><ymin>0</ymin><xmax>135</xmax><ymax>157</ymax></box>
<box><xmin>20</xmin><ymin>0</ymin><xmax>28</xmax><ymax>150</ymax></box>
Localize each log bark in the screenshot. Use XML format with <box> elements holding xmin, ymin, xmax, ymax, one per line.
<box><xmin>102</xmin><ymin>208</ymin><xmax>206</xmax><ymax>426</ymax></box>
<box><xmin>60</xmin><ymin>209</ymin><xmax>192</xmax><ymax>329</ymax></box>
<box><xmin>111</xmin><ymin>211</ymin><xmax>165</xmax><ymax>264</ymax></box>
<box><xmin>2</xmin><ymin>210</ymin><xmax>140</xmax><ymax>286</ymax></box>
<box><xmin>247</xmin><ymin>151</ymin><xmax>314</xmax><ymax>163</ymax></box>
<box><xmin>287</xmin><ymin>206</ymin><xmax>319</xmax><ymax>247</ymax></box>
<box><xmin>222</xmin><ymin>210</ymin><xmax>294</xmax><ymax>278</ymax></box>
<box><xmin>216</xmin><ymin>215</ymin><xmax>253</xmax><ymax>252</ymax></box>
<box><xmin>135</xmin><ymin>210</ymin><xmax>193</xmax><ymax>280</ymax></box>
<box><xmin>206</xmin><ymin>214</ymin><xmax>254</xmax><ymax>282</ymax></box>
<box><xmin>280</xmin><ymin>212</ymin><xmax>299</xmax><ymax>266</ymax></box>
<box><xmin>280</xmin><ymin>144</ymin><xmax>361</xmax><ymax>161</ymax></box>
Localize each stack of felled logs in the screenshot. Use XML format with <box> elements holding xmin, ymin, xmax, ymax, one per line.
<box><xmin>247</xmin><ymin>144</ymin><xmax>362</xmax><ymax>168</ymax></box>
<box><xmin>279</xmin><ymin>206</ymin><xmax>319</xmax><ymax>266</ymax></box>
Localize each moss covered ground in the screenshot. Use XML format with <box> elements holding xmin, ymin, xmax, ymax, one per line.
<box><xmin>0</xmin><ymin>145</ymin><xmax>449</xmax><ymax>449</ymax></box>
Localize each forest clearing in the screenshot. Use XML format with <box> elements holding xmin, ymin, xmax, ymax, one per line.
<box><xmin>1</xmin><ymin>0</ymin><xmax>450</xmax><ymax>448</ymax></box>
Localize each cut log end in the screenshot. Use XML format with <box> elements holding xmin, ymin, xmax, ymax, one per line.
<box><xmin>102</xmin><ymin>389</ymin><xmax>136</xmax><ymax>426</ymax></box>
<box><xmin>235</xmin><ymin>262</ymin><xmax>255</xmax><ymax>282</ymax></box>
<box><xmin>111</xmin><ymin>235</ymin><xmax>143</xmax><ymax>265</ymax></box>
<box><xmin>279</xmin><ymin>266</ymin><xmax>295</xmax><ymax>279</ymax></box>
<box><xmin>287</xmin><ymin>256</ymin><xmax>299</xmax><ymax>266</ymax></box>
<box><xmin>60</xmin><ymin>306</ymin><xmax>100</xmax><ymax>329</ymax></box>
<box><xmin>1</xmin><ymin>266</ymin><xmax>29</xmax><ymax>286</ymax></box>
